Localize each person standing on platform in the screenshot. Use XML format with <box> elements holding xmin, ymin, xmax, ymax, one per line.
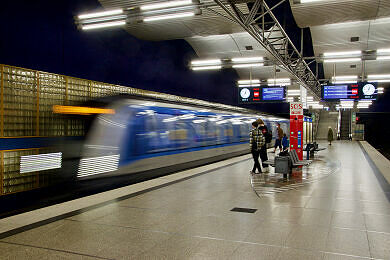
<box><xmin>250</xmin><ymin>121</ymin><xmax>265</xmax><ymax>174</ymax></box>
<box><xmin>274</xmin><ymin>123</ymin><xmax>283</xmax><ymax>153</ymax></box>
<box><xmin>282</xmin><ymin>134</ymin><xmax>289</xmax><ymax>151</ymax></box>
<box><xmin>328</xmin><ymin>126</ymin><xmax>334</xmax><ymax>145</ymax></box>
<box><xmin>257</xmin><ymin>118</ymin><xmax>270</xmax><ymax>173</ymax></box>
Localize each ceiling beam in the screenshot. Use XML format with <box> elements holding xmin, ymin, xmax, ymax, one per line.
<box><xmin>213</xmin><ymin>0</ymin><xmax>322</xmax><ymax>100</ymax></box>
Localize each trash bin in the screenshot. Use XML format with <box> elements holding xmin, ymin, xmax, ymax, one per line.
<box><xmin>275</xmin><ymin>156</ymin><xmax>291</xmax><ymax>178</ymax></box>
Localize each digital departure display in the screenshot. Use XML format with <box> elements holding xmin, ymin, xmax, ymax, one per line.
<box><xmin>238</xmin><ymin>86</ymin><xmax>286</xmax><ymax>103</ymax></box>
<box><xmin>262</xmin><ymin>87</ymin><xmax>285</xmax><ymax>101</ymax></box>
<box><xmin>322</xmin><ymin>82</ymin><xmax>378</xmax><ymax>101</ymax></box>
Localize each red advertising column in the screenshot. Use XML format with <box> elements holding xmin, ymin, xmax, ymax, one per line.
<box><xmin>290</xmin><ymin>102</ymin><xmax>304</xmax><ymax>160</ymax></box>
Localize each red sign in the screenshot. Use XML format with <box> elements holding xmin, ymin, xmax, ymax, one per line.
<box><xmin>254</xmin><ymin>91</ymin><xmax>260</xmax><ymax>97</ymax></box>
<box><xmin>290</xmin><ymin>102</ymin><xmax>303</xmax><ymax>160</ymax></box>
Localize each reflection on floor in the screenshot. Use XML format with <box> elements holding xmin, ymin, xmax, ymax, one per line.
<box><xmin>251</xmin><ymin>153</ymin><xmax>340</xmax><ymax>196</ymax></box>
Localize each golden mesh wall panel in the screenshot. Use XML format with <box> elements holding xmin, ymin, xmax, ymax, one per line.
<box><xmin>67</xmin><ymin>77</ymin><xmax>90</xmax><ymax>104</ymax></box>
<box><xmin>39</xmin><ymin>72</ymin><xmax>66</xmax><ymax>136</ymax></box>
<box><xmin>2</xmin><ymin>66</ymin><xmax>37</xmax><ymax>137</ymax></box>
<box><xmin>2</xmin><ymin>149</ymin><xmax>38</xmax><ymax>194</ymax></box>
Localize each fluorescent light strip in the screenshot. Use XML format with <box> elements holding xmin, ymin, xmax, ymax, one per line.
<box><xmin>324</xmin><ymin>58</ymin><xmax>361</xmax><ymax>63</ymax></box>
<box><xmin>323</xmin><ymin>51</ymin><xmax>361</xmax><ymax>57</ymax></box>
<box><xmin>232</xmin><ymin>57</ymin><xmax>264</xmax><ymax>63</ymax></box>
<box><xmin>332</xmin><ymin>81</ymin><xmax>358</xmax><ymax>84</ymax></box>
<box><xmin>192</xmin><ymin>65</ymin><xmax>221</xmax><ymax>71</ymax></box>
<box><xmin>191</xmin><ymin>59</ymin><xmax>221</xmax><ymax>65</ymax></box>
<box><xmin>332</xmin><ymin>75</ymin><xmax>358</xmax><ymax>80</ymax></box>
<box><xmin>82</xmin><ymin>20</ymin><xmax>126</xmax><ymax>30</ymax></box>
<box><xmin>378</xmin><ymin>87</ymin><xmax>384</xmax><ymax>91</ymax></box>
<box><xmin>238</xmin><ymin>79</ymin><xmax>260</xmax><ymax>84</ymax></box>
<box><xmin>141</xmin><ymin>0</ymin><xmax>193</xmax><ymax>11</ymax></box>
<box><xmin>238</xmin><ymin>84</ymin><xmax>261</xmax><ymax>87</ymax></box>
<box><xmin>78</xmin><ymin>9</ymin><xmax>123</xmax><ymax>19</ymax></box>
<box><xmin>377</xmin><ymin>49</ymin><xmax>390</xmax><ymax>54</ymax></box>
<box><xmin>232</xmin><ymin>63</ymin><xmax>264</xmax><ymax>68</ymax></box>
<box><xmin>367</xmin><ymin>74</ymin><xmax>390</xmax><ymax>79</ymax></box>
<box><xmin>287</xmin><ymin>89</ymin><xmax>300</xmax><ymax>93</ymax></box>
<box><xmin>371</xmin><ymin>79</ymin><xmax>390</xmax><ymax>83</ymax></box>
<box><xmin>143</xmin><ymin>12</ymin><xmax>194</xmax><ymax>22</ymax></box>
<box><xmin>267</xmin><ymin>78</ymin><xmax>290</xmax><ymax>83</ymax></box>
<box><xmin>300</xmin><ymin>0</ymin><xmax>324</xmax><ymax>3</ymax></box>
<box><xmin>268</xmin><ymin>83</ymin><xmax>290</xmax><ymax>86</ymax></box>
<box><xmin>80</xmin><ymin>15</ymin><xmax>127</xmax><ymax>24</ymax></box>
<box><xmin>377</xmin><ymin>56</ymin><xmax>390</xmax><ymax>60</ymax></box>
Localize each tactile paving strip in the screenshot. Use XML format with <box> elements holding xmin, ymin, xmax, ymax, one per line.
<box><xmin>250</xmin><ymin>155</ymin><xmax>340</xmax><ymax>197</ymax></box>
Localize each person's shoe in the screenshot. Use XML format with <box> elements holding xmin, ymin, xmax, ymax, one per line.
<box><xmin>250</xmin><ymin>170</ymin><xmax>255</xmax><ymax>174</ymax></box>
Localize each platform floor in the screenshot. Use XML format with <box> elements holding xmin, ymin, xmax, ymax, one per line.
<box><xmin>1</xmin><ymin>141</ymin><xmax>390</xmax><ymax>259</ymax></box>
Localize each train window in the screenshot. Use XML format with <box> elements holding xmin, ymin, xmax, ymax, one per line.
<box><xmin>205</xmin><ymin>119</ymin><xmax>218</xmax><ymax>146</ymax></box>
<box><xmin>190</xmin><ymin>117</ymin><xmax>207</xmax><ymax>146</ymax></box>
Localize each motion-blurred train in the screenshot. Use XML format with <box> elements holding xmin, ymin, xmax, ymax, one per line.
<box><xmin>59</xmin><ymin>96</ymin><xmax>289</xmax><ymax>180</ymax></box>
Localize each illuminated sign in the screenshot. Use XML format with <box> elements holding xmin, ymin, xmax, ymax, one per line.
<box><xmin>53</xmin><ymin>105</ymin><xmax>115</xmax><ymax>115</ymax></box>
<box><xmin>322</xmin><ymin>82</ymin><xmax>378</xmax><ymax>101</ymax></box>
<box><xmin>238</xmin><ymin>86</ymin><xmax>286</xmax><ymax>103</ymax></box>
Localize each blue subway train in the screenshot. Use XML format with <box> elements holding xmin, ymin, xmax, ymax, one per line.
<box><xmin>67</xmin><ymin>97</ymin><xmax>289</xmax><ymax>179</ymax></box>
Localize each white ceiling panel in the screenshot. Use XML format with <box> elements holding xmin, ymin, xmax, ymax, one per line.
<box><xmin>290</xmin><ymin>0</ymin><xmax>385</xmax><ymax>28</ymax></box>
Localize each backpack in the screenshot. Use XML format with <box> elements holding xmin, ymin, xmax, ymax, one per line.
<box><xmin>260</xmin><ymin>126</ymin><xmax>272</xmax><ymax>144</ymax></box>
<box><xmin>265</xmin><ymin>132</ymin><xmax>272</xmax><ymax>143</ymax></box>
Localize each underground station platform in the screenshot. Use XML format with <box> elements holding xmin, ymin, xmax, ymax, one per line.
<box><xmin>0</xmin><ymin>141</ymin><xmax>389</xmax><ymax>260</ymax></box>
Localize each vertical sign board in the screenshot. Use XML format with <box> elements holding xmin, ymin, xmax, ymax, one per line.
<box><xmin>290</xmin><ymin>102</ymin><xmax>304</xmax><ymax>160</ymax></box>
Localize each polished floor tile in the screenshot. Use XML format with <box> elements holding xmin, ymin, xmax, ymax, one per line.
<box><xmin>330</xmin><ymin>211</ymin><xmax>366</xmax><ymax>230</ymax></box>
<box><xmin>367</xmin><ymin>231</ymin><xmax>390</xmax><ymax>259</ymax></box>
<box><xmin>325</xmin><ymin>228</ymin><xmax>370</xmax><ymax>257</ymax></box>
<box><xmin>230</xmin><ymin>243</ymin><xmax>282</xmax><ymax>260</ymax></box>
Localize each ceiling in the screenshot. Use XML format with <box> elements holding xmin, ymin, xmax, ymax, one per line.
<box><xmin>291</xmin><ymin>0</ymin><xmax>390</xmax><ymax>85</ymax></box>
<box><xmin>95</xmin><ymin>0</ymin><xmax>390</xmax><ymax>92</ymax></box>
<box><xmin>96</xmin><ymin>0</ymin><xmax>293</xmax><ymax>86</ymax></box>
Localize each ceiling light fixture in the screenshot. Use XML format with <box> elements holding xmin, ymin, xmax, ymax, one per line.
<box><xmin>324</xmin><ymin>58</ymin><xmax>361</xmax><ymax>63</ymax></box>
<box><xmin>232</xmin><ymin>63</ymin><xmax>264</xmax><ymax>68</ymax></box>
<box><xmin>238</xmin><ymin>79</ymin><xmax>260</xmax><ymax>84</ymax></box>
<box><xmin>78</xmin><ymin>9</ymin><xmax>123</xmax><ymax>19</ymax></box>
<box><xmin>323</xmin><ymin>51</ymin><xmax>361</xmax><ymax>57</ymax></box>
<box><xmin>377</xmin><ymin>49</ymin><xmax>390</xmax><ymax>54</ymax></box>
<box><xmin>332</xmin><ymin>75</ymin><xmax>358</xmax><ymax>80</ymax></box>
<box><xmin>232</xmin><ymin>57</ymin><xmax>264</xmax><ymax>63</ymax></box>
<box><xmin>332</xmin><ymin>80</ymin><xmax>358</xmax><ymax>84</ymax></box>
<box><xmin>82</xmin><ymin>20</ymin><xmax>126</xmax><ymax>30</ymax></box>
<box><xmin>238</xmin><ymin>84</ymin><xmax>261</xmax><ymax>87</ymax></box>
<box><xmin>191</xmin><ymin>59</ymin><xmax>221</xmax><ymax>66</ymax></box>
<box><xmin>191</xmin><ymin>65</ymin><xmax>221</xmax><ymax>71</ymax></box>
<box><xmin>143</xmin><ymin>12</ymin><xmax>194</xmax><ymax>22</ymax></box>
<box><xmin>80</xmin><ymin>15</ymin><xmax>127</xmax><ymax>24</ymax></box>
<box><xmin>377</xmin><ymin>56</ymin><xmax>390</xmax><ymax>60</ymax></box>
<box><xmin>300</xmin><ymin>0</ymin><xmax>324</xmax><ymax>3</ymax></box>
<box><xmin>141</xmin><ymin>0</ymin><xmax>193</xmax><ymax>11</ymax></box>
<box><xmin>374</xmin><ymin>79</ymin><xmax>390</xmax><ymax>83</ymax></box>
<box><xmin>367</xmin><ymin>74</ymin><xmax>390</xmax><ymax>79</ymax></box>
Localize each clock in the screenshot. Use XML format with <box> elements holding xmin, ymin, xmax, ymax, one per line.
<box><xmin>362</xmin><ymin>84</ymin><xmax>376</xmax><ymax>96</ymax></box>
<box><xmin>240</xmin><ymin>88</ymin><xmax>250</xmax><ymax>99</ymax></box>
